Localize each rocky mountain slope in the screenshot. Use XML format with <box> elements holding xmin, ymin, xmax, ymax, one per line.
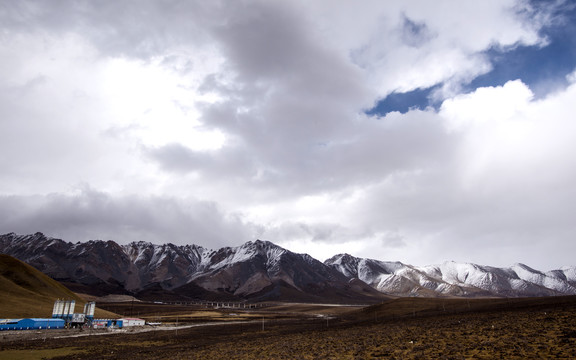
<box><xmin>0</xmin><ymin>232</ymin><xmax>382</xmax><ymax>302</ymax></box>
<box><xmin>2</xmin><ymin>232</ymin><xmax>575</xmax><ymax>300</ymax></box>
<box><xmin>325</xmin><ymin>254</ymin><xmax>576</xmax><ymax>297</ymax></box>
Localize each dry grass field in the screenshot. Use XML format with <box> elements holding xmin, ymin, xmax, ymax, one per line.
<box><xmin>0</xmin><ymin>255</ymin><xmax>117</xmax><ymax>320</ymax></box>
<box><xmin>1</xmin><ymin>296</ymin><xmax>575</xmax><ymax>359</ymax></box>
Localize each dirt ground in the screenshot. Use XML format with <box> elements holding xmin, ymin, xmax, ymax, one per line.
<box><xmin>1</xmin><ymin>297</ymin><xmax>575</xmax><ymax>359</ymax></box>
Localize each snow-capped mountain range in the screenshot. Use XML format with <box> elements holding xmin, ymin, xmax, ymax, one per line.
<box><xmin>1</xmin><ymin>232</ymin><xmax>575</xmax><ymax>301</ymax></box>
<box><xmin>0</xmin><ymin>232</ymin><xmax>380</xmax><ymax>302</ymax></box>
<box><xmin>325</xmin><ymin>254</ymin><xmax>576</xmax><ymax>297</ymax></box>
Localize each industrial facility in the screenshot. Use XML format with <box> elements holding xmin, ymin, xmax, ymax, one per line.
<box><xmin>50</xmin><ymin>299</ymin><xmax>96</xmax><ymax>327</ymax></box>
<box><xmin>118</xmin><ymin>318</ymin><xmax>145</xmax><ymax>327</ymax></box>
<box><xmin>92</xmin><ymin>318</ymin><xmax>145</xmax><ymax>329</ymax></box>
<box><xmin>0</xmin><ymin>318</ymin><xmax>65</xmax><ymax>331</ymax></box>
<box><xmin>1</xmin><ymin>299</ymin><xmax>145</xmax><ymax>331</ymax></box>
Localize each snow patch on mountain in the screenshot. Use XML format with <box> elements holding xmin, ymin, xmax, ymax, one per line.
<box><xmin>326</xmin><ymin>254</ymin><xmax>576</xmax><ymax>297</ymax></box>
<box><xmin>2</xmin><ymin>232</ymin><xmax>576</xmax><ymax>299</ymax></box>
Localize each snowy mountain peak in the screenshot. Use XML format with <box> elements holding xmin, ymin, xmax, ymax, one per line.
<box><xmin>325</xmin><ymin>253</ymin><xmax>360</xmax><ymax>278</ymax></box>
<box><xmin>242</xmin><ymin>239</ymin><xmax>285</xmax><ymax>253</ymax></box>
<box><xmin>326</xmin><ymin>255</ymin><xmax>576</xmax><ymax>297</ymax></box>
<box><xmin>1</xmin><ymin>232</ymin><xmax>575</xmax><ymax>299</ymax></box>
<box><xmin>326</xmin><ymin>253</ymin><xmax>359</xmax><ymax>265</ymax></box>
<box><xmin>325</xmin><ymin>253</ymin><xmax>407</xmax><ymax>288</ymax></box>
<box><xmin>252</xmin><ymin>239</ymin><xmax>275</xmax><ymax>246</ymax></box>
<box><xmin>511</xmin><ymin>263</ymin><xmax>540</xmax><ymax>272</ymax></box>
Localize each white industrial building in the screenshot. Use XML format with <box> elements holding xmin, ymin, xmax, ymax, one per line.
<box><xmin>118</xmin><ymin>318</ymin><xmax>145</xmax><ymax>327</ymax></box>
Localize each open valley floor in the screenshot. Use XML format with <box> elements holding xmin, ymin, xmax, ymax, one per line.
<box><xmin>1</xmin><ymin>296</ymin><xmax>575</xmax><ymax>359</ymax></box>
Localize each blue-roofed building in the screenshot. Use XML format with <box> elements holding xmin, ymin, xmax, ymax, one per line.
<box><xmin>0</xmin><ymin>318</ymin><xmax>66</xmax><ymax>331</ymax></box>
<box><xmin>106</xmin><ymin>319</ymin><xmax>123</xmax><ymax>328</ymax></box>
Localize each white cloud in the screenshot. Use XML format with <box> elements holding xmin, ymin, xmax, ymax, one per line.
<box><xmin>352</xmin><ymin>78</ymin><xmax>576</xmax><ymax>268</ymax></box>
<box><xmin>1</xmin><ymin>0</ymin><xmax>575</xmax><ymax>270</ymax></box>
<box><xmin>258</xmin><ymin>76</ymin><xmax>576</xmax><ymax>268</ymax></box>
<box><xmin>101</xmin><ymin>57</ymin><xmax>226</xmax><ymax>150</ymax></box>
<box><xmin>301</xmin><ymin>0</ymin><xmax>545</xmax><ymax>97</ymax></box>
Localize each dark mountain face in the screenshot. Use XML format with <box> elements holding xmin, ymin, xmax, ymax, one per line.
<box><xmin>0</xmin><ymin>233</ymin><xmax>385</xmax><ymax>303</ymax></box>
<box><xmin>0</xmin><ymin>233</ymin><xmax>136</xmax><ymax>293</ymax></box>
<box><xmin>2</xmin><ymin>232</ymin><xmax>575</xmax><ymax>301</ymax></box>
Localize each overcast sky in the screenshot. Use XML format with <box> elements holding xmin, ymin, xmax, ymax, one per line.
<box><xmin>1</xmin><ymin>0</ymin><xmax>576</xmax><ymax>270</ymax></box>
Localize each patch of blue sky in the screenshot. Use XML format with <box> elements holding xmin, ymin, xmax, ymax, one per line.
<box><xmin>365</xmin><ymin>86</ymin><xmax>439</xmax><ymax>116</ymax></box>
<box><xmin>469</xmin><ymin>1</ymin><xmax>576</xmax><ymax>98</ymax></box>
<box><xmin>367</xmin><ymin>0</ymin><xmax>576</xmax><ymax>117</ymax></box>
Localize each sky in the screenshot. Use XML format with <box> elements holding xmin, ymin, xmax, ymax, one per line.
<box><xmin>1</xmin><ymin>0</ymin><xmax>576</xmax><ymax>270</ymax></box>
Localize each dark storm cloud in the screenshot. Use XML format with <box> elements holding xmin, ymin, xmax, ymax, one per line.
<box><xmin>149</xmin><ymin>108</ymin><xmax>455</xmax><ymax>199</ymax></box>
<box><xmin>147</xmin><ymin>1</ymin><xmax>453</xmax><ymax>198</ymax></box>
<box><xmin>0</xmin><ymin>188</ymin><xmax>254</xmax><ymax>248</ymax></box>
<box><xmin>199</xmin><ymin>0</ymin><xmax>371</xmax><ymax>140</ymax></box>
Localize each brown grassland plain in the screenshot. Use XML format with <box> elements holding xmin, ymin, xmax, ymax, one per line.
<box><xmin>0</xmin><ymin>296</ymin><xmax>575</xmax><ymax>359</ymax></box>
<box><xmin>0</xmin><ymin>255</ymin><xmax>117</xmax><ymax>320</ymax></box>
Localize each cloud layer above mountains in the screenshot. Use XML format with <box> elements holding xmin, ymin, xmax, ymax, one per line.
<box><xmin>1</xmin><ymin>0</ymin><xmax>575</xmax><ymax>269</ymax></box>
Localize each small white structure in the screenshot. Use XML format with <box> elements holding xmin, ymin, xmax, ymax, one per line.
<box><xmin>70</xmin><ymin>313</ymin><xmax>85</xmax><ymax>324</ymax></box>
<box><xmin>92</xmin><ymin>320</ymin><xmax>108</xmax><ymax>329</ymax></box>
<box><xmin>119</xmin><ymin>318</ymin><xmax>145</xmax><ymax>327</ymax></box>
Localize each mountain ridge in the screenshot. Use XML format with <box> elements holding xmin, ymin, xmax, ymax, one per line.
<box><xmin>325</xmin><ymin>253</ymin><xmax>576</xmax><ymax>297</ymax></box>
<box><xmin>0</xmin><ymin>233</ymin><xmax>384</xmax><ymax>303</ymax></box>
<box><xmin>1</xmin><ymin>232</ymin><xmax>575</xmax><ymax>300</ymax></box>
